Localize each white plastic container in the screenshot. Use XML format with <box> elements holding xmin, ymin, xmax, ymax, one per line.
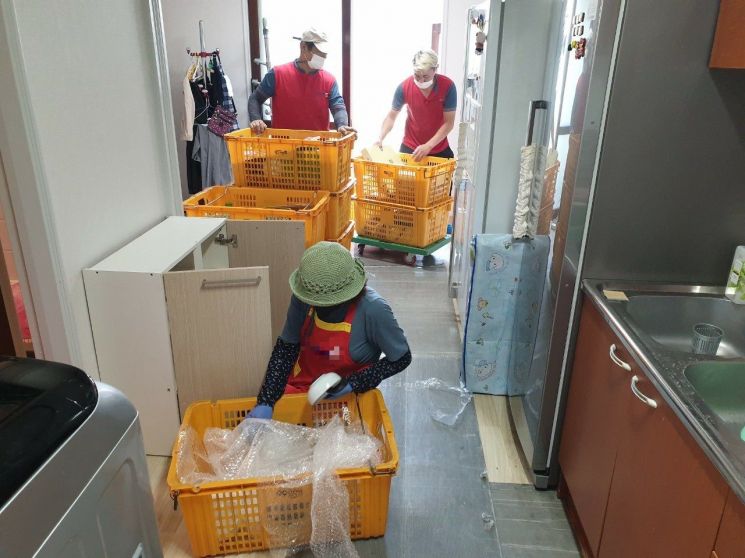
<box><xmin>725</xmin><ymin>245</ymin><xmax>745</xmax><ymax>304</ymax></box>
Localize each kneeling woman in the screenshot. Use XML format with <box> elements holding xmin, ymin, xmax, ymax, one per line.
<box><xmin>249</xmin><ymin>242</ymin><xmax>412</xmax><ymax>419</ymax></box>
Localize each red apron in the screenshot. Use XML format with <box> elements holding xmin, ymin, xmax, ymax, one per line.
<box><xmin>285</xmin><ymin>302</ymin><xmax>369</xmax><ymax>394</ymax></box>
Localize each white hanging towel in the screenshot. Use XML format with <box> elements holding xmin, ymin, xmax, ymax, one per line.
<box><xmin>512</xmin><ymin>145</ymin><xmax>557</xmax><ymax>239</ymax></box>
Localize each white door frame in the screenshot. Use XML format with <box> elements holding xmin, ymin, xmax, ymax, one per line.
<box><xmin>0</xmin><ymin>0</ymin><xmax>181</xmax><ymax>365</ymax></box>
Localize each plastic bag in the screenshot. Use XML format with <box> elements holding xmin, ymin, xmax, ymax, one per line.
<box><xmin>410</xmin><ymin>378</ymin><xmax>473</xmax><ymax>426</ymax></box>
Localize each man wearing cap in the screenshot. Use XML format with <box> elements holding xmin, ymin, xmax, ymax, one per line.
<box><xmin>375</xmin><ymin>49</ymin><xmax>457</xmax><ymax>161</ymax></box>
<box><xmin>248</xmin><ymin>28</ymin><xmax>354</xmax><ymax>134</ymax></box>
<box><xmin>247</xmin><ymin>242</ymin><xmax>411</xmax><ymax>419</ymax></box>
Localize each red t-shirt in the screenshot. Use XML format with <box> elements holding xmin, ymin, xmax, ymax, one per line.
<box><xmin>401</xmin><ymin>74</ymin><xmax>455</xmax><ymax>153</ymax></box>
<box><xmin>272</xmin><ymin>62</ymin><xmax>335</xmax><ymax>131</ymax></box>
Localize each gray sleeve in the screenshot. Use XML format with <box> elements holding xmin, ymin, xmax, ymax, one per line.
<box><xmin>332</xmin><ymin>106</ymin><xmax>349</xmax><ymax>128</ymax></box>
<box><xmin>365</xmin><ymin>298</ymin><xmax>409</xmax><ymax>361</ymax></box>
<box><xmin>280</xmin><ymin>295</ymin><xmax>310</xmax><ymax>343</ymax></box>
<box><xmin>248</xmin><ymin>89</ymin><xmax>268</xmax><ymax>122</ymax></box>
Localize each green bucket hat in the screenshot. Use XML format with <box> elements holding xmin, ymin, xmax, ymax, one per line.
<box><xmin>290</xmin><ymin>242</ymin><xmax>366</xmax><ymax>307</ymax></box>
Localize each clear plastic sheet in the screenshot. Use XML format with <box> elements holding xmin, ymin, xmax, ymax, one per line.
<box><xmin>176</xmin><ymin>412</ymin><xmax>382</xmax><ymax>558</ymax></box>
<box><xmin>410</xmin><ymin>378</ymin><xmax>473</xmax><ymax>426</ymax></box>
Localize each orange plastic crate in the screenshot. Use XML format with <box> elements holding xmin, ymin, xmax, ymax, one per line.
<box><xmin>226</xmin><ymin>128</ymin><xmax>355</xmax><ymax>192</ymax></box>
<box><xmin>354</xmin><ymin>197</ymin><xmax>453</xmax><ymax>248</ymax></box>
<box><xmin>333</xmin><ymin>220</ymin><xmax>355</xmax><ymax>250</ymax></box>
<box><xmin>167</xmin><ymin>390</ymin><xmax>398</xmax><ymax>557</ymax></box>
<box><xmin>183</xmin><ymin>186</ymin><xmax>329</xmax><ymax>247</ymax></box>
<box><xmin>326</xmin><ymin>179</ymin><xmax>355</xmax><ymax>238</ymax></box>
<box><xmin>353</xmin><ymin>155</ymin><xmax>456</xmax><ymax>208</ymax></box>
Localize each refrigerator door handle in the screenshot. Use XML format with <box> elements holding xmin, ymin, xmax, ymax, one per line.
<box><xmin>526</xmin><ymin>100</ymin><xmax>549</xmax><ymax>146</ymax></box>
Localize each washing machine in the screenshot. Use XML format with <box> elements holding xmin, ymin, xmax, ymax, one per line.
<box><xmin>0</xmin><ymin>356</ymin><xmax>162</xmax><ymax>557</ymax></box>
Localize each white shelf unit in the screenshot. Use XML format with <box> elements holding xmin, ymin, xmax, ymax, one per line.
<box><xmin>84</xmin><ymin>216</ymin><xmax>305</xmax><ymax>455</ymax></box>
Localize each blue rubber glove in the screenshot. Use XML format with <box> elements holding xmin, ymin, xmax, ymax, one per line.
<box><xmin>324</xmin><ymin>379</ymin><xmax>354</xmax><ymax>400</ymax></box>
<box><xmin>247</xmin><ymin>404</ymin><xmax>273</xmax><ymax>419</ymax></box>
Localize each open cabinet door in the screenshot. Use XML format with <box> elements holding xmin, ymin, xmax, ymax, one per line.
<box><xmin>226</xmin><ymin>221</ymin><xmax>306</xmax><ymax>340</ymax></box>
<box><xmin>164</xmin><ymin>266</ymin><xmax>272</xmax><ymax>418</ymax></box>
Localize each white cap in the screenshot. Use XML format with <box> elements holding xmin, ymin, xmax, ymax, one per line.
<box><xmin>293</xmin><ymin>27</ymin><xmax>329</xmax><ymax>53</ymax></box>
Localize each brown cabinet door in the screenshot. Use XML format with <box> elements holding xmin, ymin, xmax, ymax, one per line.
<box><xmin>710</xmin><ymin>0</ymin><xmax>745</xmax><ymax>69</ymax></box>
<box><xmin>559</xmin><ymin>301</ymin><xmax>633</xmax><ymax>555</ymax></box>
<box><xmin>714</xmin><ymin>490</ymin><xmax>745</xmax><ymax>558</ymax></box>
<box><xmin>599</xmin><ymin>370</ymin><xmax>728</xmax><ymax>558</ymax></box>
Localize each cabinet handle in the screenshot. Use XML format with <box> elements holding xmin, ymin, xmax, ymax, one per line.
<box><xmin>609</xmin><ymin>344</ymin><xmax>631</xmax><ymax>371</ymax></box>
<box><xmin>630</xmin><ymin>375</ymin><xmax>658</xmax><ymax>409</ymax></box>
<box><xmin>201</xmin><ymin>277</ymin><xmax>261</xmax><ymax>289</ymax></box>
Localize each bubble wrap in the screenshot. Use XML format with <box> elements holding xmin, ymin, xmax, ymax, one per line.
<box><xmin>177</xmin><ymin>412</ymin><xmax>382</xmax><ymax>558</ymax></box>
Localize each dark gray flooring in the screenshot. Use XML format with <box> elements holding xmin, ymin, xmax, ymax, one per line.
<box><xmin>333</xmin><ymin>245</ymin><xmax>579</xmax><ymax>557</ymax></box>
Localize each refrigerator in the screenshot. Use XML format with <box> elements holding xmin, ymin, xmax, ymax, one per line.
<box><xmin>507</xmin><ymin>0</ymin><xmax>745</xmax><ymax>489</ymax></box>
<box><xmin>506</xmin><ymin>0</ymin><xmax>625</xmax><ymax>489</ymax></box>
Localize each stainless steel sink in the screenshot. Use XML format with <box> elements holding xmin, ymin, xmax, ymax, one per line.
<box><xmin>622</xmin><ymin>295</ymin><xmax>745</xmax><ymax>358</ymax></box>
<box><xmin>685</xmin><ymin>362</ymin><xmax>745</xmax><ymax>429</ymax></box>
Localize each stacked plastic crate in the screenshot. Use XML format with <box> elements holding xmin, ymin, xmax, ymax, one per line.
<box><xmin>352</xmin><ymin>154</ymin><xmax>457</xmax><ymax>249</ymax></box>
<box><xmin>182</xmin><ymin>129</ymin><xmax>356</xmax><ymax>248</ymax></box>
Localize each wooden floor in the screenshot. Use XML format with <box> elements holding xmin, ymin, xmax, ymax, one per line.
<box><xmin>474</xmin><ymin>395</ymin><xmax>532</xmax><ymax>484</ymax></box>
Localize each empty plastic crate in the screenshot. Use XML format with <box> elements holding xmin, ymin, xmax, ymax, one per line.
<box><xmin>226</xmin><ymin>128</ymin><xmax>355</xmax><ymax>192</ymax></box>
<box><xmin>183</xmin><ymin>186</ymin><xmax>329</xmax><ymax>247</ymax></box>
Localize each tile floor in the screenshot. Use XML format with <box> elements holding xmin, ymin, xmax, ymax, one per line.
<box><xmin>150</xmin><ymin>244</ymin><xmax>579</xmax><ymax>557</ymax></box>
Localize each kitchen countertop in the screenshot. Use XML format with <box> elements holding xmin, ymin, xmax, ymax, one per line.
<box><xmin>582</xmin><ymin>280</ymin><xmax>745</xmax><ymax>505</ymax></box>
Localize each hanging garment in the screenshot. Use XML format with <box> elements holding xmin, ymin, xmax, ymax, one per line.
<box><xmin>285</xmin><ymin>302</ymin><xmax>371</xmax><ymax>394</ymax></box>
<box><xmin>191</xmin><ymin>124</ymin><xmax>234</xmax><ymax>188</ymax></box>
<box><xmin>181</xmin><ymin>75</ymin><xmax>196</xmax><ymax>141</ymax></box>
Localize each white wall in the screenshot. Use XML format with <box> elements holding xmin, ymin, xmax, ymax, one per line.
<box><xmin>440</xmin><ymin>0</ymin><xmax>479</xmax><ymax>152</ymax></box>
<box><xmin>162</xmin><ymin>0</ymin><xmax>252</xmax><ymax>198</ymax></box>
<box><xmin>0</xmin><ymin>0</ymin><xmax>181</xmax><ymax>373</ymax></box>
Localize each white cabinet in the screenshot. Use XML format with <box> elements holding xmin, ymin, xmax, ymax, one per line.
<box><xmin>84</xmin><ymin>217</ymin><xmax>305</xmax><ymax>455</ymax></box>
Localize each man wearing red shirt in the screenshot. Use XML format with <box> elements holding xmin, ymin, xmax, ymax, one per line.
<box><xmin>376</xmin><ymin>49</ymin><xmax>457</xmax><ymax>161</ymax></box>
<box><xmin>248</xmin><ymin>28</ymin><xmax>354</xmax><ymax>134</ymax></box>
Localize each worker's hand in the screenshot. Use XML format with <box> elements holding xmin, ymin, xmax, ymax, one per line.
<box><xmin>250</xmin><ymin>119</ymin><xmax>267</xmax><ymax>134</ymax></box>
<box><xmin>338</xmin><ymin>125</ymin><xmax>357</xmax><ymax>136</ymax></box>
<box><xmin>373</xmin><ymin>139</ymin><xmax>384</xmax><ymax>150</ymax></box>
<box><xmin>324</xmin><ymin>379</ymin><xmax>353</xmax><ymax>400</ymax></box>
<box><xmin>411</xmin><ymin>143</ymin><xmax>433</xmax><ymax>162</ymax></box>
<box><xmin>247</xmin><ymin>404</ymin><xmax>273</xmax><ymax>420</ymax></box>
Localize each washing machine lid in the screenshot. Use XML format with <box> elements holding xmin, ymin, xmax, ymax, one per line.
<box><xmin>0</xmin><ymin>357</ymin><xmax>97</xmax><ymax>506</ymax></box>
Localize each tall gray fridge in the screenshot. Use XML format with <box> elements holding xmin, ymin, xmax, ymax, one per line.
<box><xmin>508</xmin><ymin>0</ymin><xmax>745</xmax><ymax>488</ymax></box>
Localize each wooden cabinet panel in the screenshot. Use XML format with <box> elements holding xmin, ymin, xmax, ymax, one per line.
<box><xmin>164</xmin><ymin>266</ymin><xmax>272</xmax><ymax>418</ymax></box>
<box><xmin>227</xmin><ymin>221</ymin><xmax>305</xmax><ymax>340</ymax></box>
<box><xmin>710</xmin><ymin>0</ymin><xmax>745</xmax><ymax>69</ymax></box>
<box><xmin>559</xmin><ymin>301</ymin><xmax>633</xmax><ymax>556</ymax></box>
<box><xmin>714</xmin><ymin>490</ymin><xmax>745</xmax><ymax>558</ymax></box>
<box><xmin>599</xmin><ymin>371</ymin><xmax>728</xmax><ymax>557</ymax></box>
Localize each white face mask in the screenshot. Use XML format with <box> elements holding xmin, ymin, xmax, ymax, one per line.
<box><xmin>415</xmin><ymin>78</ymin><xmax>434</xmax><ymax>89</ymax></box>
<box><xmin>308</xmin><ymin>53</ymin><xmax>326</xmax><ymax>70</ymax></box>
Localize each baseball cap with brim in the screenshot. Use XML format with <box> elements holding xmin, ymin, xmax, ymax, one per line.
<box><xmin>290</xmin><ymin>242</ymin><xmax>366</xmax><ymax>307</ymax></box>
<box><xmin>293</xmin><ymin>27</ymin><xmax>329</xmax><ymax>54</ymax></box>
